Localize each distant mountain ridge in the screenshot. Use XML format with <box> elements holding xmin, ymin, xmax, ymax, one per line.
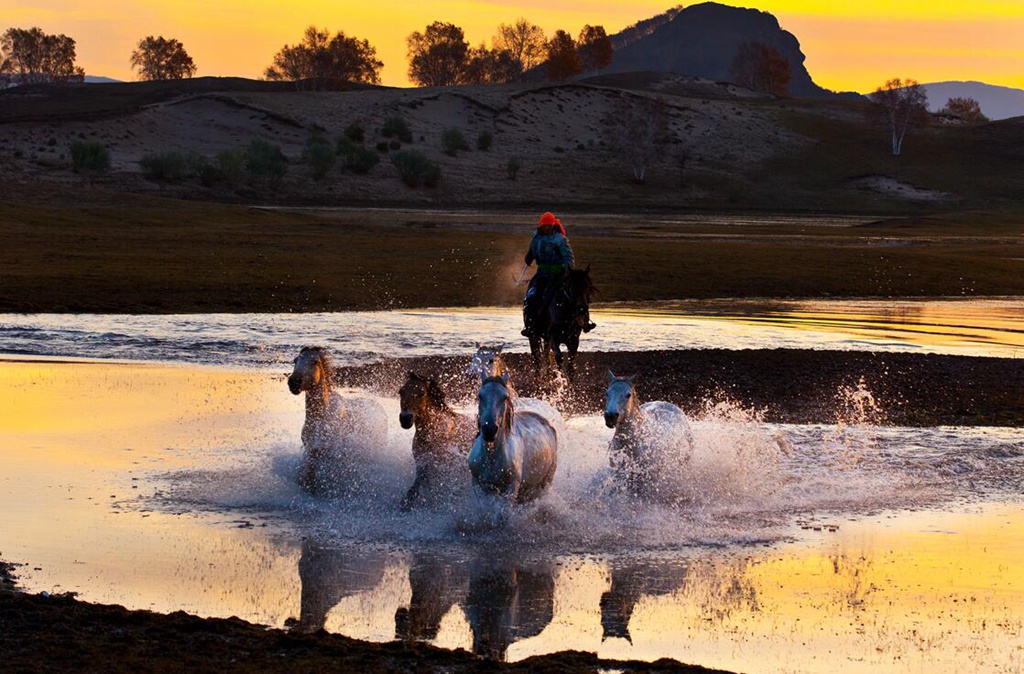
<box><xmin>602</xmin><ymin>2</ymin><xmax>843</xmax><ymax>98</ymax></box>
<box><xmin>919</xmin><ymin>81</ymin><xmax>1024</xmax><ymax>121</ymax></box>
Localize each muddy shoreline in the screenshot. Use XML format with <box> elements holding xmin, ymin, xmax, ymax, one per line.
<box><xmin>0</xmin><ymin>578</ymin><xmax>726</xmax><ymax>674</ymax></box>
<box><xmin>337</xmin><ymin>348</ymin><xmax>1024</xmax><ymax>427</ymax></box>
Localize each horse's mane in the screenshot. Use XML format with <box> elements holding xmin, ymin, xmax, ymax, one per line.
<box><xmin>480</xmin><ymin>376</ymin><xmax>514</xmax><ymax>417</ymax></box>
<box><xmin>406</xmin><ymin>372</ymin><xmax>451</xmax><ymax>410</ymax></box>
<box><xmin>426</xmin><ymin>377</ymin><xmax>448</xmax><ymax>408</ymax></box>
<box><xmin>568</xmin><ymin>268</ymin><xmax>596</xmax><ymax>303</ymax></box>
<box><xmin>299</xmin><ymin>345</ymin><xmax>335</xmax><ymax>383</ymax></box>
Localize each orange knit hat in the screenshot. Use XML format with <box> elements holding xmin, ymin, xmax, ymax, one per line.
<box><xmin>538</xmin><ymin>212</ymin><xmax>557</xmax><ymax>226</ymax></box>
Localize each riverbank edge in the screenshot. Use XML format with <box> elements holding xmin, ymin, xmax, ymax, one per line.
<box><xmin>0</xmin><ymin>557</ymin><xmax>730</xmax><ymax>674</ymax></box>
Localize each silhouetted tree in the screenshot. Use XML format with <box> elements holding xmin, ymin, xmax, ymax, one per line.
<box><xmin>0</xmin><ymin>27</ymin><xmax>84</xmax><ymax>86</ymax></box>
<box><xmin>730</xmin><ymin>42</ymin><xmax>790</xmax><ymax>96</ymax></box>
<box><xmin>601</xmin><ymin>94</ymin><xmax>671</xmax><ymax>184</ymax></box>
<box><xmin>461</xmin><ymin>44</ymin><xmax>517</xmax><ymax>84</ymax></box>
<box><xmin>493</xmin><ymin>19</ymin><xmax>546</xmax><ymax>78</ymax></box>
<box><xmin>942</xmin><ymin>96</ymin><xmax>988</xmax><ymax>123</ymax></box>
<box><xmin>869</xmin><ymin>78</ymin><xmax>929</xmax><ymax>156</ymax></box>
<box><xmin>130</xmin><ymin>36</ymin><xmax>196</xmax><ymax>80</ymax></box>
<box><xmin>545</xmin><ymin>30</ymin><xmax>581</xmax><ymax>82</ymax></box>
<box><xmin>578</xmin><ymin>25</ymin><xmax>613</xmax><ymax>72</ymax></box>
<box><xmin>265</xmin><ymin>26</ymin><xmax>382</xmax><ymax>90</ymax></box>
<box><xmin>407</xmin><ymin>22</ymin><xmax>468</xmax><ymax>87</ymax></box>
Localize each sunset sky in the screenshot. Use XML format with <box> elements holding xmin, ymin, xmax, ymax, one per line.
<box><xmin>2</xmin><ymin>0</ymin><xmax>1023</xmax><ymax>92</ymax></box>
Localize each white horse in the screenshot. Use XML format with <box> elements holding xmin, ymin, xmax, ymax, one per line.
<box><xmin>466</xmin><ymin>343</ymin><xmax>508</xmax><ymax>380</ymax></box>
<box><xmin>466</xmin><ymin>343</ymin><xmax>565</xmax><ymax>438</ymax></box>
<box><xmin>603</xmin><ymin>370</ymin><xmax>693</xmax><ymax>498</ymax></box>
<box><xmin>469</xmin><ymin>373</ymin><xmax>559</xmax><ymax>505</ymax></box>
<box><xmin>288</xmin><ymin>346</ymin><xmax>388</xmax><ymax>494</ymax></box>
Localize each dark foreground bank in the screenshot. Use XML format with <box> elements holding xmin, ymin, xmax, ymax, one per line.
<box><xmin>336</xmin><ymin>349</ymin><xmax>1024</xmax><ymax>427</ymax></box>
<box><xmin>0</xmin><ymin>562</ymin><xmax>725</xmax><ymax>674</ymax></box>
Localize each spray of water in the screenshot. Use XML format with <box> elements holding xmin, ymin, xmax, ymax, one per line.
<box><xmin>150</xmin><ymin>376</ymin><xmax>1024</xmax><ymax>555</ymax></box>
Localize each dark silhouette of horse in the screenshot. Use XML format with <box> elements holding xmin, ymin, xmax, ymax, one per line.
<box><xmin>397</xmin><ymin>372</ymin><xmax>476</xmax><ymax>510</ymax></box>
<box><xmin>464</xmin><ymin>555</ymin><xmax>555</xmax><ymax>661</ymax></box>
<box><xmin>527</xmin><ymin>266</ymin><xmax>595</xmax><ymax>379</ymax></box>
<box><xmin>394</xmin><ymin>549</ymin><xmax>469</xmax><ymax>642</ymax></box>
<box><xmin>291</xmin><ymin>539</ymin><xmax>389</xmax><ymax>633</ymax></box>
<box><xmin>600</xmin><ymin>559</ymin><xmax>690</xmax><ymax>643</ymax></box>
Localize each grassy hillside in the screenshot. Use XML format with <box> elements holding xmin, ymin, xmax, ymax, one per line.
<box><xmin>1</xmin><ymin>75</ymin><xmax>1021</xmax><ymax>213</ymax></box>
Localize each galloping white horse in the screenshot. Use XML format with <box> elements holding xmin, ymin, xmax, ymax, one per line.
<box><xmin>288</xmin><ymin>346</ymin><xmax>388</xmax><ymax>494</ymax></box>
<box><xmin>603</xmin><ymin>371</ymin><xmax>693</xmax><ymax>498</ymax></box>
<box><xmin>469</xmin><ymin>373</ymin><xmax>559</xmax><ymax>505</ymax></box>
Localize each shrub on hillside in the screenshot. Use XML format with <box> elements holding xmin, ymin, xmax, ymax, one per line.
<box><xmin>381</xmin><ymin>116</ymin><xmax>413</xmax><ymax>143</ymax></box>
<box><xmin>344</xmin><ymin>120</ymin><xmax>365</xmax><ymax>143</ymax></box>
<box><xmin>345</xmin><ymin>146</ymin><xmax>380</xmax><ymax>174</ymax></box>
<box><xmin>477</xmin><ymin>130</ymin><xmax>493</xmax><ymax>151</ymax></box>
<box><xmin>441</xmin><ymin>128</ymin><xmax>469</xmax><ymax>156</ymax></box>
<box><xmin>391</xmin><ymin>149</ymin><xmax>441</xmax><ymax>188</ymax></box>
<box><xmin>304</xmin><ymin>134</ymin><xmax>336</xmax><ymax>180</ymax></box>
<box><xmin>69</xmin><ymin>140</ymin><xmax>110</xmax><ymax>176</ymax></box>
<box><xmin>506</xmin><ymin>156</ymin><xmax>521</xmax><ymax>181</ymax></box>
<box><xmin>139</xmin><ymin>150</ymin><xmax>202</xmax><ymax>182</ymax></box>
<box><xmin>216</xmin><ymin>150</ymin><xmax>245</xmax><ymax>183</ymax></box>
<box><xmin>246</xmin><ymin>138</ymin><xmax>288</xmax><ymax>181</ymax></box>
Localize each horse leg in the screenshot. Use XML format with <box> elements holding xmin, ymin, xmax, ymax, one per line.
<box><xmin>401</xmin><ymin>463</ymin><xmax>430</xmax><ymax>511</ymax></box>
<box><xmin>564</xmin><ymin>334</ymin><xmax>580</xmax><ymax>380</ymax></box>
<box><xmin>529</xmin><ymin>336</ymin><xmax>543</xmax><ymax>373</ymax></box>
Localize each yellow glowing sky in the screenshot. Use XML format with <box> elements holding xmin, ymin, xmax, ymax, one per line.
<box><xmin>2</xmin><ymin>1</ymin><xmax>1023</xmax><ymax>92</ymax></box>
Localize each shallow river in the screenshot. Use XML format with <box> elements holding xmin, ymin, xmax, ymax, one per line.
<box><xmin>1</xmin><ymin>300</ymin><xmax>1023</xmax><ymax>673</ymax></box>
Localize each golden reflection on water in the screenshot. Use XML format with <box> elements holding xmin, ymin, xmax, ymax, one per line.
<box><xmin>604</xmin><ymin>299</ymin><xmax>1024</xmax><ymax>356</ymax></box>
<box><xmin>1</xmin><ymin>360</ymin><xmax>1022</xmax><ymax>673</ymax></box>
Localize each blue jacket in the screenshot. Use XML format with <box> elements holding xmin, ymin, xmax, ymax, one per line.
<box><xmin>525</xmin><ymin>231</ymin><xmax>574</xmax><ymax>274</ymax></box>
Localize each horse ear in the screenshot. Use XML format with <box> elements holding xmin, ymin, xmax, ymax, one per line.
<box><xmin>626</xmin><ymin>374</ymin><xmax>637</xmax><ymax>385</ymax></box>
<box><xmin>607</xmin><ymin>370</ymin><xmax>616</xmax><ymax>383</ymax></box>
<box><xmin>501</xmin><ymin>372</ymin><xmax>510</xmax><ymax>385</ymax></box>
<box><xmin>585</xmin><ymin>263</ymin><xmax>591</xmax><ymax>273</ymax></box>
<box><xmin>496</xmin><ymin>343</ymin><xmax>504</xmax><ymax>353</ymax></box>
<box><xmin>475</xmin><ymin>341</ymin><xmax>480</xmax><ymax>349</ymax></box>
<box><xmin>480</xmin><ymin>370</ymin><xmax>488</xmax><ymax>383</ymax></box>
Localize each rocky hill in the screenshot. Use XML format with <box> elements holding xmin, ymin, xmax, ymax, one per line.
<box><xmin>602</xmin><ymin>2</ymin><xmax>836</xmax><ymax>99</ymax></box>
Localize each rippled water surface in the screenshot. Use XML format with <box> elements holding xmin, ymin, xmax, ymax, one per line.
<box><xmin>1</xmin><ymin>297</ymin><xmax>1023</xmax><ymax>366</ymax></box>
<box><xmin>1</xmin><ymin>355</ymin><xmax>1022</xmax><ymax>674</ymax></box>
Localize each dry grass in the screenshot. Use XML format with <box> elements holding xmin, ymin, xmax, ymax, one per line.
<box><xmin>1</xmin><ymin>195</ymin><xmax>1022</xmax><ymax>313</ymax></box>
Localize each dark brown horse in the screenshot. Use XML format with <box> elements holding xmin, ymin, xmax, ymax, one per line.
<box><xmin>397</xmin><ymin>372</ymin><xmax>476</xmax><ymax>510</ymax></box>
<box><xmin>527</xmin><ymin>266</ymin><xmax>595</xmax><ymax>379</ymax></box>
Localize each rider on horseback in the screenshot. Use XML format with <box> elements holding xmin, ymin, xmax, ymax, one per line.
<box><xmin>521</xmin><ymin>212</ymin><xmax>596</xmax><ymax>338</ymax></box>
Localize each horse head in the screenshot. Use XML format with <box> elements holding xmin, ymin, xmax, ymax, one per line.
<box><xmin>466</xmin><ymin>343</ymin><xmax>506</xmax><ymax>379</ymax></box>
<box><xmin>478</xmin><ymin>372</ymin><xmax>513</xmax><ymax>443</ymax></box>
<box><xmin>567</xmin><ymin>265</ymin><xmax>595</xmax><ymax>306</ymax></box>
<box><xmin>289</xmin><ymin>346</ymin><xmax>334</xmax><ymax>395</ymax></box>
<box><xmin>604</xmin><ymin>370</ymin><xmax>639</xmax><ymax>428</ymax></box>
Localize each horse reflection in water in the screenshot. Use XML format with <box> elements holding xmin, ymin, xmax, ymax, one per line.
<box><xmin>469</xmin><ymin>373</ymin><xmax>559</xmax><ymax>508</ymax></box>
<box><xmin>287</xmin><ymin>346</ymin><xmax>388</xmax><ymax>495</ymax></box>
<box><xmin>600</xmin><ymin>560</ymin><xmax>691</xmax><ymax>643</ymax></box>
<box><xmin>291</xmin><ymin>539</ymin><xmax>389</xmax><ymax>633</ymax></box>
<box><xmin>394</xmin><ymin>550</ymin><xmax>469</xmax><ymax>642</ymax></box>
<box><xmin>397</xmin><ymin>372</ymin><xmax>476</xmax><ymax>510</ymax></box>
<box><xmin>603</xmin><ymin>371</ymin><xmax>693</xmax><ymax>500</ymax></box>
<box><xmin>395</xmin><ymin>550</ymin><xmax>555</xmax><ymax>662</ymax></box>
<box><xmin>464</xmin><ymin>556</ymin><xmax>555</xmax><ymax>661</ymax></box>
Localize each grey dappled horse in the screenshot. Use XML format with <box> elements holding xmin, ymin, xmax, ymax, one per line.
<box><xmin>603</xmin><ymin>370</ymin><xmax>693</xmax><ymax>498</ymax></box>
<box><xmin>288</xmin><ymin>346</ymin><xmax>388</xmax><ymax>494</ymax></box>
<box><xmin>397</xmin><ymin>372</ymin><xmax>476</xmax><ymax>510</ymax></box>
<box><xmin>469</xmin><ymin>373</ymin><xmax>559</xmax><ymax>505</ymax></box>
